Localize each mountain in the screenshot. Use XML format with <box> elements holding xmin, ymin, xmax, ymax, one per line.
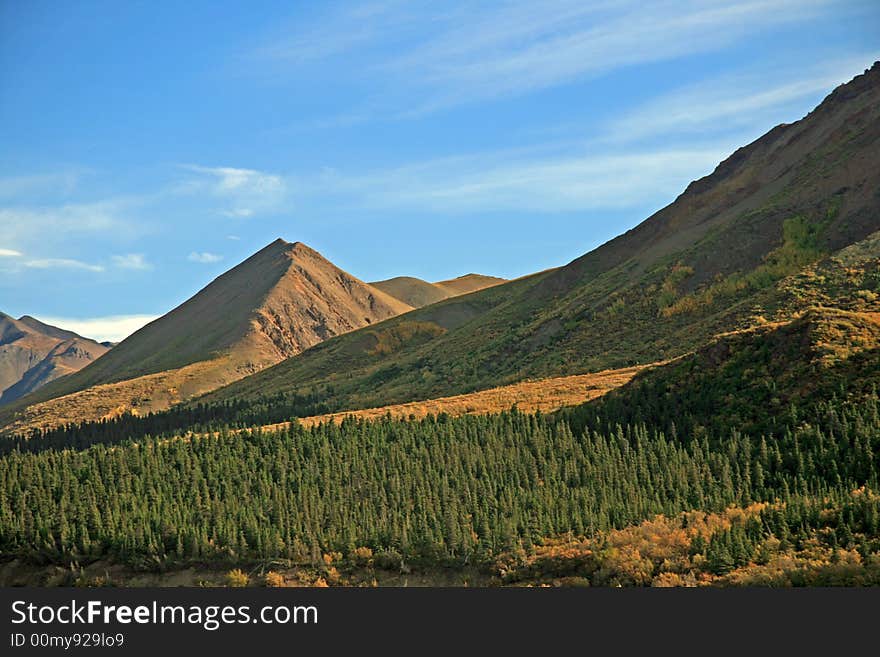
<box><xmin>197</xmin><ymin>62</ymin><xmax>880</xmax><ymax>413</ymax></box>
<box><xmin>0</xmin><ymin>313</ymin><xmax>109</xmax><ymax>405</ymax></box>
<box><xmin>0</xmin><ymin>239</ymin><xmax>413</xmax><ymax>430</ymax></box>
<box><xmin>371</xmin><ymin>273</ymin><xmax>506</xmax><ymax>308</ymax></box>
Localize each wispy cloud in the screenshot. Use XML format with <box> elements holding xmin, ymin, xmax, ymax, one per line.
<box><xmin>179</xmin><ymin>165</ymin><xmax>287</xmax><ymax>217</ymax></box>
<box><xmin>252</xmin><ymin>0</ymin><xmax>841</xmax><ymax>118</ymax></box>
<box><xmin>253</xmin><ymin>0</ymin><xmax>400</xmax><ymax>65</ymax></box>
<box><xmin>301</xmin><ymin>143</ymin><xmax>734</xmax><ymax>213</ymax></box>
<box><xmin>0</xmin><ymin>171</ymin><xmax>82</xmax><ymax>199</ymax></box>
<box><xmin>0</xmin><ymin>245</ymin><xmax>105</xmax><ymax>274</ymax></box>
<box><xmin>0</xmin><ymin>199</ymin><xmax>135</xmax><ymax>249</ymax></box>
<box><xmin>23</xmin><ymin>258</ymin><xmax>105</xmax><ymax>272</ymax></box>
<box><xmin>606</xmin><ymin>54</ymin><xmax>879</xmax><ymax>143</ymax></box>
<box><xmin>35</xmin><ymin>314</ymin><xmax>159</xmax><ymax>343</ymax></box>
<box><xmin>111</xmin><ymin>253</ymin><xmax>152</xmax><ymax>270</ymax></box>
<box><xmin>188</xmin><ymin>251</ymin><xmax>223</xmax><ymax>264</ymax></box>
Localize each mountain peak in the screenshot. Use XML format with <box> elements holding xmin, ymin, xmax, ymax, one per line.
<box><xmin>0</xmin><ymin>239</ymin><xmax>414</xmax><ymax>426</ymax></box>
<box><xmin>255</xmin><ymin>238</ymin><xmax>320</xmax><ymax>261</ymax></box>
<box><xmin>285</xmin><ymin>241</ymin><xmax>318</xmax><ymax>256</ymax></box>
<box><xmin>255</xmin><ymin>237</ymin><xmax>293</xmax><ymax>254</ymax></box>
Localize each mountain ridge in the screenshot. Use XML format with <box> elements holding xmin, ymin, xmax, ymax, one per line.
<box><xmin>194</xmin><ymin>62</ymin><xmax>880</xmax><ymax>413</ymax></box>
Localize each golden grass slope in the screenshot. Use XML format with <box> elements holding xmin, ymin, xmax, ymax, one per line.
<box><xmin>251</xmin><ymin>364</ymin><xmax>652</xmax><ymax>432</ymax></box>
<box><xmin>1</xmin><ymin>357</ymin><xmax>242</xmax><ymax>435</ymax></box>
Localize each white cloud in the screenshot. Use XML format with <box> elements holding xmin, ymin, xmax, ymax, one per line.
<box><xmin>179</xmin><ymin>165</ymin><xmax>287</xmax><ymax>217</ymax></box>
<box><xmin>35</xmin><ymin>314</ymin><xmax>159</xmax><ymax>343</ymax></box>
<box><xmin>188</xmin><ymin>251</ymin><xmax>224</xmax><ymax>264</ymax></box>
<box><xmin>226</xmin><ymin>235</ymin><xmax>241</xmax><ymax>240</ymax></box>
<box><xmin>0</xmin><ymin>248</ymin><xmax>22</xmax><ymax>257</ymax></box>
<box><xmin>111</xmin><ymin>253</ymin><xmax>152</xmax><ymax>270</ymax></box>
<box><xmin>221</xmin><ymin>208</ymin><xmax>255</xmax><ymax>218</ymax></box>
<box><xmin>24</xmin><ymin>258</ymin><xmax>105</xmax><ymax>272</ymax></box>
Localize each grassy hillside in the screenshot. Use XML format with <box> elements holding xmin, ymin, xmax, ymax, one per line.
<box><xmin>200</xmin><ymin>64</ymin><xmax>880</xmax><ymax>412</ymax></box>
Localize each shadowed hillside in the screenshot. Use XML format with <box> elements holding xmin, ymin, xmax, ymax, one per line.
<box><xmin>569</xmin><ymin>306</ymin><xmax>880</xmax><ymax>438</ymax></box>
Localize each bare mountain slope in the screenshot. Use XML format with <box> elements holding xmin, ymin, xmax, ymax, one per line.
<box><xmin>0</xmin><ymin>313</ymin><xmax>108</xmax><ymax>405</ymax></box>
<box><xmin>1</xmin><ymin>239</ymin><xmax>412</xmax><ymax>429</ymax></box>
<box><xmin>370</xmin><ymin>277</ymin><xmax>451</xmax><ymax>308</ymax></box>
<box><xmin>371</xmin><ymin>273</ymin><xmax>506</xmax><ymax>308</ymax></box>
<box><xmin>435</xmin><ymin>273</ymin><xmax>507</xmax><ymax>297</ymax></box>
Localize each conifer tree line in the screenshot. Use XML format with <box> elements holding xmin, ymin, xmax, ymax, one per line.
<box><xmin>1</xmin><ymin>390</ymin><xmax>336</xmax><ymax>456</ymax></box>
<box><xmin>0</xmin><ymin>394</ymin><xmax>877</xmax><ymax>568</ymax></box>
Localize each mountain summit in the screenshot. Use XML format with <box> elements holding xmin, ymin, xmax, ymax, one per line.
<box><xmin>2</xmin><ymin>239</ymin><xmax>413</xmax><ymax>428</ymax></box>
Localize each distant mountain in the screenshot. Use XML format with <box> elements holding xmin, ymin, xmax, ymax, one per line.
<box><xmin>0</xmin><ymin>313</ymin><xmax>109</xmax><ymax>405</ymax></box>
<box><xmin>197</xmin><ymin>62</ymin><xmax>880</xmax><ymax>413</ymax></box>
<box><xmin>0</xmin><ymin>239</ymin><xmax>413</xmax><ymax>430</ymax></box>
<box><xmin>435</xmin><ymin>273</ymin><xmax>508</xmax><ymax>296</ymax></box>
<box><xmin>371</xmin><ymin>273</ymin><xmax>506</xmax><ymax>308</ymax></box>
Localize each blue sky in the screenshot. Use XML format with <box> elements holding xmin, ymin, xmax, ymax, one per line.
<box><xmin>1</xmin><ymin>0</ymin><xmax>878</xmax><ymax>341</ymax></box>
